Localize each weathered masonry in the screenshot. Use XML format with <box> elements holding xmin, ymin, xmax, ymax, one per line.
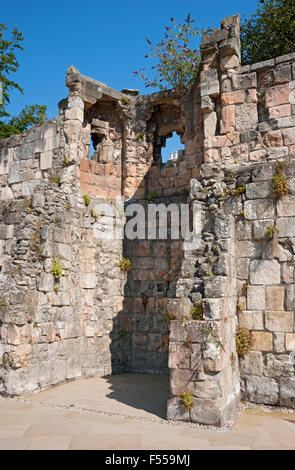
<box><xmin>0</xmin><ymin>14</ymin><xmax>295</xmax><ymax>425</ymax></box>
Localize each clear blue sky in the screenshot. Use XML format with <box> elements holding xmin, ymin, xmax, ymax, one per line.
<box><xmin>2</xmin><ymin>0</ymin><xmax>258</xmax><ymax>160</ymax></box>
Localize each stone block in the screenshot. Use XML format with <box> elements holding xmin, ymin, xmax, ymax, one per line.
<box><xmin>244</xmin><ymin>199</ymin><xmax>275</xmax><ymax>220</ymax></box>
<box><xmin>239</xmin><ymin>311</ymin><xmax>263</xmax><ymax>330</ymax></box>
<box><xmin>274</xmin><ymin>64</ymin><xmax>292</xmax><ymax>84</ymax></box>
<box><xmin>202</xmin><ymin>298</ymin><xmax>225</xmax><ymax>320</ymax></box>
<box><xmin>250</xmin><ymin>259</ymin><xmax>280</xmax><ymax>285</ymax></box>
<box><xmin>273</xmin><ymin>332</ymin><xmax>285</xmax><ymax>353</ymax></box>
<box><xmin>276</xmin><ymin>217</ymin><xmax>295</xmax><ymax>237</ymax></box>
<box><xmin>240</xmin><ymin>351</ymin><xmax>263</xmax><ymax>376</ymax></box>
<box><xmin>235</xmin><ymin>103</ymin><xmax>258</xmax><ymax>131</ymax></box>
<box><xmin>236</xmin><ymin>240</ymin><xmax>260</xmax><ymax>258</ymax></box>
<box><xmin>80</xmin><ymin>273</ymin><xmax>96</xmax><ymax>289</ymax></box>
<box><xmin>65</xmin><ymin>107</ymin><xmax>84</xmax><ymax>121</ymax></box>
<box><xmin>220</xmin><ymin>54</ymin><xmax>239</xmax><ymax>71</ymax></box>
<box><xmin>243</xmin><ymin>375</ymin><xmax>279</xmax><ymax>405</ymax></box>
<box><xmin>285</xmin><ymin>285</ymin><xmax>295</xmax><ymax>310</ymax></box>
<box><xmin>277</xmin><ymin>196</ymin><xmax>295</xmax><ymax>216</ymax></box>
<box><xmin>166</xmin><ymin>298</ymin><xmax>191</xmax><ymax>320</ymax></box>
<box><xmin>221</xmin><ymin>91</ymin><xmax>244</xmax><ymax>106</ymax></box>
<box><xmin>280</xmin><ymin>377</ymin><xmax>295</xmax><ymax>407</ymax></box>
<box><xmin>201</xmin><ymin>95</ymin><xmax>214</xmax><ymax>113</ymax></box>
<box><xmin>286</xmin><ymin>333</ymin><xmax>295</xmax><ymax>351</ymax></box>
<box><xmin>237</xmin><ymin>258</ymin><xmax>250</xmax><ymax>280</ymax></box>
<box><xmin>266</xmin><ymin>286</ymin><xmax>284</xmax><ymax>311</ymax></box>
<box><xmin>203</xmin><ymin>112</ymin><xmax>217</xmax><ymax>137</ymax></box>
<box><xmin>204</xmin><ymin>276</ymin><xmax>228</xmax><ymax>298</ymax></box>
<box><xmin>168</xmin><ymin>342</ymin><xmax>191</xmax><ymax>369</ymax></box>
<box><xmin>40</xmin><ymin>150</ymin><xmax>53</xmax><ymax>170</ymax></box>
<box><xmin>265</xmin><ymin>83</ymin><xmax>290</xmax><ymax>107</ymax></box>
<box><xmin>166</xmin><ymin>397</ymin><xmax>190</xmax><ymax>422</ymax></box>
<box><xmin>251</xmin><ymin>331</ymin><xmax>273</xmax><ymax>351</ymax></box>
<box><xmin>282</xmin><ymin>127</ymin><xmax>295</xmax><ymax>145</ymax></box>
<box><xmin>0</xmin><ymin>225</ymin><xmax>14</xmax><ymax>239</ymax></box>
<box><xmin>0</xmin><ymin>187</ymin><xmax>13</xmax><ymax>201</ymax></box>
<box><xmin>265</xmin><ymin>311</ymin><xmax>293</xmax><ymax>332</ymax></box>
<box><xmin>269</xmin><ymin>104</ymin><xmax>291</xmax><ymax>119</ymax></box>
<box><xmin>247</xmin><ymin>286</ymin><xmax>265</xmax><ymax>310</ymax></box>
<box><xmin>220</xmin><ymin>105</ymin><xmax>235</xmax><ymax>134</ymax></box>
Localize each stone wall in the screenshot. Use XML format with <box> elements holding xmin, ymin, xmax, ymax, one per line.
<box><xmin>0</xmin><ymin>13</ymin><xmax>295</xmax><ymax>425</ymax></box>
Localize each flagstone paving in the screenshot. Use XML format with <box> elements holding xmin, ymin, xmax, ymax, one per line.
<box><xmin>0</xmin><ymin>374</ymin><xmax>294</xmax><ymax>450</ymax></box>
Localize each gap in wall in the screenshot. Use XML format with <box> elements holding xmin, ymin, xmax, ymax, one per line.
<box><xmin>161</xmin><ymin>131</ymin><xmax>184</xmax><ymax>163</ymax></box>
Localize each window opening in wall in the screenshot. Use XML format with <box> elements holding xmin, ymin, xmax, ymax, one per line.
<box><xmin>161</xmin><ymin>131</ymin><xmax>184</xmax><ymax>163</ymax></box>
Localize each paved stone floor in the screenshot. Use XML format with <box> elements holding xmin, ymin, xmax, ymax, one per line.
<box><xmin>0</xmin><ymin>373</ymin><xmax>294</xmax><ymax>450</ymax></box>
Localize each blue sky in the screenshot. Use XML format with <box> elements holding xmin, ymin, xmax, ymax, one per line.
<box><xmin>2</xmin><ymin>0</ymin><xmax>258</xmax><ymax>160</ymax></box>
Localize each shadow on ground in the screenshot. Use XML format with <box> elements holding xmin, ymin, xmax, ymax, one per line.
<box><xmin>104</xmin><ymin>373</ymin><xmax>169</xmax><ymax>419</ymax></box>
<box><xmin>26</xmin><ymin>373</ymin><xmax>170</xmax><ymax>420</ymax></box>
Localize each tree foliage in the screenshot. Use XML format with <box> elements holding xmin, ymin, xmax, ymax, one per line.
<box><xmin>133</xmin><ymin>14</ymin><xmax>204</xmax><ymax>96</ymax></box>
<box><xmin>0</xmin><ymin>24</ymin><xmax>47</xmax><ymax>140</ymax></box>
<box><xmin>241</xmin><ymin>0</ymin><xmax>295</xmax><ymax>65</ymax></box>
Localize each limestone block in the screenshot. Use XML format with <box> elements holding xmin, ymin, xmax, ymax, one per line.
<box><xmin>203</xmin><ymin>112</ymin><xmax>217</xmax><ymax>137</ymax></box>
<box><xmin>5</xmin><ymin>367</ymin><xmax>39</xmax><ymax>395</ymax></box>
<box><xmin>0</xmin><ymin>186</ymin><xmax>13</xmax><ymax>201</ymax></box>
<box><xmin>65</xmin><ymin>107</ymin><xmax>84</xmax><ymax>122</ymax></box>
<box><xmin>219</xmin><ymin>38</ymin><xmax>240</xmax><ymax>57</ymax></box>
<box><xmin>250</xmin><ymin>259</ymin><xmax>280</xmax><ymax>285</ymax></box>
<box><xmin>273</xmin><ymin>332</ymin><xmax>285</xmax><ymax>353</ymax></box>
<box><xmin>201</xmin><ymin>95</ymin><xmax>214</xmax><ymax>113</ymax></box>
<box><xmin>265</xmin><ymin>83</ymin><xmax>290</xmax><ymax>107</ymax></box>
<box><xmin>251</xmin><ymin>331</ymin><xmax>273</xmax><ymax>351</ymax></box>
<box><xmin>37</xmin><ymin>273</ymin><xmax>54</xmax><ymax>292</ymax></box>
<box><xmin>166</xmin><ymin>298</ymin><xmax>191</xmax><ymax>320</ymax></box>
<box><xmin>274</xmin><ymin>65</ymin><xmax>292</xmax><ymax>85</ymax></box>
<box><xmin>282</xmin><ymin>127</ymin><xmax>295</xmax><ymax>145</ymax></box>
<box><xmin>247</xmin><ymin>286</ymin><xmax>265</xmax><ymax>310</ymax></box>
<box><xmin>280</xmin><ymin>377</ymin><xmax>295</xmax><ymax>407</ymax></box>
<box><xmin>285</xmin><ymin>285</ymin><xmax>295</xmax><ymax>310</ymax></box>
<box><xmin>67</xmin><ymin>95</ymin><xmax>84</xmax><ymax>109</ymax></box>
<box><xmin>243</xmin><ymin>375</ymin><xmax>279</xmax><ymax>405</ymax></box>
<box><xmin>237</xmin><ymin>258</ymin><xmax>250</xmax><ymax>280</ymax></box>
<box><xmin>276</xmin><ymin>217</ymin><xmax>295</xmax><ymax>237</ymax></box>
<box><xmin>166</xmin><ymin>397</ymin><xmax>190</xmax><ymax>422</ymax></box>
<box><xmin>239</xmin><ymin>311</ymin><xmax>263</xmax><ymax>330</ymax></box>
<box><xmin>266</xmin><ymin>286</ymin><xmax>284</xmax><ymax>311</ymax></box>
<box><xmin>168</xmin><ymin>342</ymin><xmax>191</xmax><ymax>369</ymax></box>
<box><xmin>204</xmin><ymin>276</ymin><xmax>229</xmax><ymax>298</ymax></box>
<box><xmin>240</xmin><ymin>351</ymin><xmax>263</xmax><ymax>376</ymax></box>
<box><xmin>265</xmin><ymin>311</ymin><xmax>293</xmax><ymax>332</ymax></box>
<box><xmin>40</xmin><ymin>150</ymin><xmax>53</xmax><ymax>170</ymax></box>
<box><xmin>169</xmin><ymin>321</ymin><xmax>187</xmax><ymax>342</ymax></box>
<box><xmin>235</xmin><ymin>72</ymin><xmax>257</xmax><ymax>90</ymax></box>
<box><xmin>269</xmin><ymin>104</ymin><xmax>291</xmax><ymax>119</ymax></box>
<box><xmin>202</xmin><ymin>298</ymin><xmax>225</xmax><ymax>320</ymax></box>
<box><xmin>220</xmin><ymin>105</ymin><xmax>235</xmax><ymax>134</ymax></box>
<box><xmin>221</xmin><ymin>91</ymin><xmax>244</xmax><ymax>106</ymax></box>
<box><xmin>244</xmin><ymin>199</ymin><xmax>275</xmax><ymax>220</ymax></box>
<box><xmin>252</xmin><ymin>164</ymin><xmax>275</xmax><ymax>182</ymax></box>
<box><xmin>245</xmin><ymin>181</ymin><xmax>273</xmax><ymax>199</ymax></box>
<box><xmin>236</xmin><ymin>241</ymin><xmax>260</xmax><ymax>258</ymax></box>
<box><xmin>235</xmin><ymin>103</ymin><xmax>258</xmax><ymax>131</ymax></box>
<box><xmin>221</xmin><ymin>54</ymin><xmax>239</xmax><ymax>71</ymax></box>
<box><xmin>7</xmin><ymin>171</ymin><xmax>20</xmax><ymax>185</ymax></box>
<box><xmin>286</xmin><ymin>333</ymin><xmax>295</xmax><ymax>351</ymax></box>
<box><xmin>80</xmin><ymin>273</ymin><xmax>96</xmax><ymax>289</ymax></box>
<box><xmin>0</xmin><ymin>225</ymin><xmax>14</xmax><ymax>239</ymax></box>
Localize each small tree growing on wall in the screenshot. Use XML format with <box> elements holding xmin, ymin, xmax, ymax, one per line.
<box><xmin>133</xmin><ymin>13</ymin><xmax>204</xmax><ymax>97</ymax></box>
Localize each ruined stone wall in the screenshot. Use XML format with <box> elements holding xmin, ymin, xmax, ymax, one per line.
<box><xmin>0</xmin><ymin>13</ymin><xmax>295</xmax><ymax>425</ymax></box>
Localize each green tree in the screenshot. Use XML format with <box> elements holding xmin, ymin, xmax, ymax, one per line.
<box><xmin>241</xmin><ymin>0</ymin><xmax>295</xmax><ymax>65</ymax></box>
<box><xmin>133</xmin><ymin>14</ymin><xmax>204</xmax><ymax>96</ymax></box>
<box><xmin>0</xmin><ymin>24</ymin><xmax>47</xmax><ymax>140</ymax></box>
